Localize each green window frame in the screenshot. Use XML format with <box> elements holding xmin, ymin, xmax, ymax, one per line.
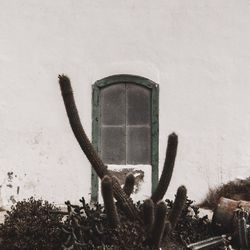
<box><xmin>91</xmin><ymin>74</ymin><xmax>159</xmax><ymax>201</ymax></box>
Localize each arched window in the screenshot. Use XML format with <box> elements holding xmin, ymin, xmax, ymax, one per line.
<box><xmin>91</xmin><ymin>75</ymin><xmax>159</xmax><ymax>201</ymax></box>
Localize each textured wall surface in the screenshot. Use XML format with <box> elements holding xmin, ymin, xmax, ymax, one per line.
<box><xmin>0</xmin><ymin>0</ymin><xmax>250</xmax><ymax>207</ymax></box>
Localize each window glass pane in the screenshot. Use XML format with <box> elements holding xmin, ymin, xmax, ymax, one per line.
<box><xmin>127</xmin><ymin>126</ymin><xmax>151</xmax><ymax>164</ymax></box>
<box><xmin>101</xmin><ymin>84</ymin><xmax>125</xmax><ymax>125</ymax></box>
<box><xmin>101</xmin><ymin>126</ymin><xmax>126</xmax><ymax>164</ymax></box>
<box><xmin>126</xmin><ymin>84</ymin><xmax>151</xmax><ymax>125</ymax></box>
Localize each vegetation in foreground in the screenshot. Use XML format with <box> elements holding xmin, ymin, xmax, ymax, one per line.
<box><xmin>0</xmin><ymin>196</ymin><xmax>213</xmax><ymax>250</ymax></box>
<box><xmin>0</xmin><ymin>74</ymin><xmax>228</xmax><ymax>249</ymax></box>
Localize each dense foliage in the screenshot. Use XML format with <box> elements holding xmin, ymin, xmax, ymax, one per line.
<box><xmin>0</xmin><ymin>198</ymin><xmax>64</xmax><ymax>250</ymax></box>
<box><xmin>61</xmin><ymin>199</ymin><xmax>149</xmax><ymax>250</ymax></box>
<box><xmin>166</xmin><ymin>198</ymin><xmax>214</xmax><ymax>247</ymax></box>
<box><xmin>0</xmin><ymin>197</ymin><xmax>215</xmax><ymax>250</ymax></box>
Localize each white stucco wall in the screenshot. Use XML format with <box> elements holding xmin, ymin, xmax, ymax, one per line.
<box><xmin>0</xmin><ymin>0</ymin><xmax>250</xmax><ymax>207</ymax></box>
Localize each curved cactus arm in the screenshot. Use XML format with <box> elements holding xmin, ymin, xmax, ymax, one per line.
<box><xmin>150</xmin><ymin>201</ymin><xmax>168</xmax><ymax>249</ymax></box>
<box><xmin>58</xmin><ymin>75</ymin><xmax>108</xmax><ymax>178</ymax></box>
<box><xmin>101</xmin><ymin>175</ymin><xmax>120</xmax><ymax>228</ymax></box>
<box><xmin>168</xmin><ymin>185</ymin><xmax>187</xmax><ymax>230</ymax></box>
<box><xmin>123</xmin><ymin>173</ymin><xmax>135</xmax><ymax>197</ymax></box>
<box><xmin>58</xmin><ymin>75</ymin><xmax>138</xmax><ymax>220</ymax></box>
<box><xmin>151</xmin><ymin>133</ymin><xmax>178</xmax><ymax>203</ymax></box>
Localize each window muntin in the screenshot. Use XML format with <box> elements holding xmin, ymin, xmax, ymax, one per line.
<box><xmin>100</xmin><ymin>83</ymin><xmax>151</xmax><ymax>165</ymax></box>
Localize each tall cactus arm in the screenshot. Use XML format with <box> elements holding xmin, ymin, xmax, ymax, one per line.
<box><xmin>168</xmin><ymin>185</ymin><xmax>187</xmax><ymax>230</ymax></box>
<box><xmin>151</xmin><ymin>133</ymin><xmax>178</xmax><ymax>203</ymax></box>
<box><xmin>151</xmin><ymin>201</ymin><xmax>168</xmax><ymax>249</ymax></box>
<box><xmin>58</xmin><ymin>75</ymin><xmax>138</xmax><ymax>219</ymax></box>
<box><xmin>142</xmin><ymin>199</ymin><xmax>155</xmax><ymax>235</ymax></box>
<box><xmin>58</xmin><ymin>75</ymin><xmax>108</xmax><ymax>178</ymax></box>
<box><xmin>101</xmin><ymin>175</ymin><xmax>120</xmax><ymax>228</ymax></box>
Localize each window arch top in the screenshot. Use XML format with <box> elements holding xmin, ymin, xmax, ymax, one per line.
<box><xmin>94</xmin><ymin>74</ymin><xmax>158</xmax><ymax>89</ymax></box>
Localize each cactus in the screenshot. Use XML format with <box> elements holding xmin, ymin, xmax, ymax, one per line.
<box><xmin>163</xmin><ymin>220</ymin><xmax>172</xmax><ymax>237</ymax></box>
<box><xmin>58</xmin><ymin>75</ymin><xmax>138</xmax><ymax>220</ymax></box>
<box><xmin>168</xmin><ymin>185</ymin><xmax>187</xmax><ymax>230</ymax></box>
<box><xmin>151</xmin><ymin>133</ymin><xmax>178</xmax><ymax>203</ymax></box>
<box><xmin>57</xmin><ymin>74</ymin><xmax>191</xmax><ymax>248</ymax></box>
<box><xmin>101</xmin><ymin>175</ymin><xmax>120</xmax><ymax>228</ymax></box>
<box><xmin>161</xmin><ymin>220</ymin><xmax>172</xmax><ymax>247</ymax></box>
<box><xmin>142</xmin><ymin>199</ymin><xmax>155</xmax><ymax>235</ymax></box>
<box><xmin>151</xmin><ymin>201</ymin><xmax>168</xmax><ymax>249</ymax></box>
<box><xmin>123</xmin><ymin>173</ymin><xmax>135</xmax><ymax>197</ymax></box>
<box><xmin>58</xmin><ymin>75</ymin><xmax>108</xmax><ymax>178</ymax></box>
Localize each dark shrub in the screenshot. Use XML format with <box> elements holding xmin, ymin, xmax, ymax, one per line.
<box><xmin>0</xmin><ymin>197</ymin><xmax>64</xmax><ymax>250</ymax></box>
<box><xmin>62</xmin><ymin>199</ymin><xmax>147</xmax><ymax>250</ymax></box>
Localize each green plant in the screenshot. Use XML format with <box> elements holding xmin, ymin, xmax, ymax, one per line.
<box><xmin>166</xmin><ymin>198</ymin><xmax>214</xmax><ymax>246</ymax></box>
<box><xmin>101</xmin><ymin>175</ymin><xmax>120</xmax><ymax>228</ymax></box>
<box><xmin>151</xmin><ymin>133</ymin><xmax>178</xmax><ymax>204</ymax></box>
<box><xmin>142</xmin><ymin>199</ymin><xmax>154</xmax><ymax>236</ymax></box>
<box><xmin>62</xmin><ymin>199</ymin><xmax>147</xmax><ymax>250</ymax></box>
<box><xmin>168</xmin><ymin>185</ymin><xmax>187</xmax><ymax>230</ymax></box>
<box><xmin>58</xmin><ymin>75</ymin><xmax>138</xmax><ymax>220</ymax></box>
<box><xmin>0</xmin><ymin>197</ymin><xmax>64</xmax><ymax>250</ymax></box>
<box><xmin>58</xmin><ymin>75</ymin><xmax>189</xmax><ymax>249</ymax></box>
<box><xmin>123</xmin><ymin>173</ymin><xmax>135</xmax><ymax>197</ymax></box>
<box><xmin>151</xmin><ymin>201</ymin><xmax>168</xmax><ymax>249</ymax></box>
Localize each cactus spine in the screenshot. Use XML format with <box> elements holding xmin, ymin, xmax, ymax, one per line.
<box><xmin>123</xmin><ymin>173</ymin><xmax>135</xmax><ymax>197</ymax></box>
<box><xmin>151</xmin><ymin>133</ymin><xmax>178</xmax><ymax>203</ymax></box>
<box><xmin>101</xmin><ymin>175</ymin><xmax>120</xmax><ymax>228</ymax></box>
<box><xmin>168</xmin><ymin>185</ymin><xmax>187</xmax><ymax>230</ymax></box>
